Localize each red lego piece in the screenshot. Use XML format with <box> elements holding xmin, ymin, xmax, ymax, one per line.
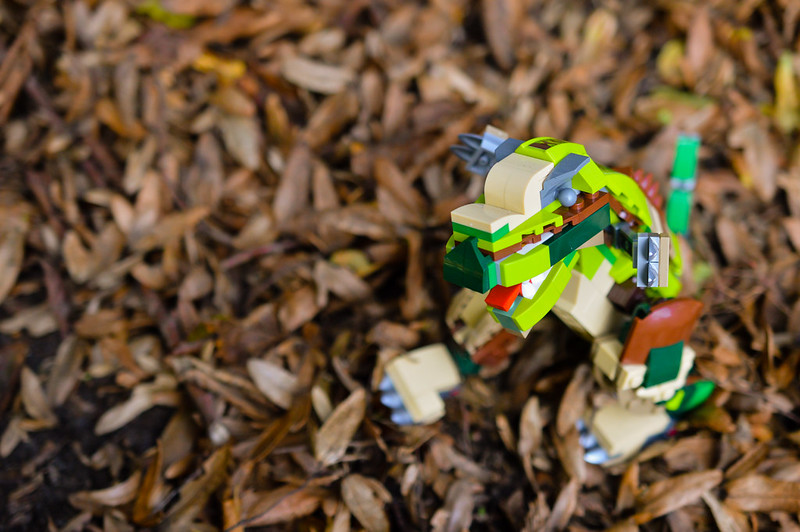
<box><xmin>485</xmin><ymin>283</ymin><xmax>521</xmax><ymax>311</ymax></box>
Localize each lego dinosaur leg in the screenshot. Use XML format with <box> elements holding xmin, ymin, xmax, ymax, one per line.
<box><xmin>382</xmin><ymin>288</ymin><xmax>524</xmax><ymax>424</ymax></box>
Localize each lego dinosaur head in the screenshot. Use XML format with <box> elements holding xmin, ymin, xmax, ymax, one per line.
<box><xmin>444</xmin><ymin>137</ymin><xmax>611</xmax><ymax>334</ymax></box>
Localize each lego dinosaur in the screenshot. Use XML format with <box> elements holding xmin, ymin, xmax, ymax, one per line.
<box><xmin>380</xmin><ymin>126</ymin><xmax>711</xmax><ymax>464</ymax></box>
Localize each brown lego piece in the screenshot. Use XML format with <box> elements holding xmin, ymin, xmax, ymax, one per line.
<box><xmin>472</xmin><ymin>330</ymin><xmax>524</xmax><ymax>367</ymax></box>
<box><xmin>480</xmin><ymin>191</ymin><xmax>611</xmax><ymax>261</ymax></box>
<box><xmin>619</xmin><ymin>299</ymin><xmax>703</xmax><ymax>365</ymax></box>
<box><xmin>607</xmin><ymin>279</ymin><xmax>646</xmax><ymax>313</ymax></box>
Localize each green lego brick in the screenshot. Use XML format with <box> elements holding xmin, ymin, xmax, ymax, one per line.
<box><xmin>510</xmin><ymin>251</ymin><xmax>577</xmax><ymax>331</ymax></box>
<box><xmin>574</xmin><ymin>246</ymin><xmax>606</xmax><ymax>280</ymax></box>
<box><xmin>597</xmin><ymin>244</ymin><xmax>618</xmax><ymax>264</ymax></box>
<box><xmin>497</xmin><ymin>241</ymin><xmax>551</xmax><ymax>287</ymax></box>
<box><xmin>449</xmin><ymin>345</ymin><xmax>482</xmax><ymax>376</ymax></box>
<box><xmin>643</xmin><ymin>341</ymin><xmax>683</xmax><ymax>388</ymax></box>
<box><xmin>544</xmin><ymin>204</ymin><xmax>611</xmax><ymax>266</ymax></box>
<box><xmin>671</xmin><ymin>134</ymin><xmax>700</xmax><ymax>181</ymax></box>
<box><xmin>665</xmin><ymin>380</ymin><xmax>714</xmax><ymax>415</ymax></box>
<box><xmin>451</xmin><ymin>222</ymin><xmax>510</xmax><ymax>243</ymax></box>
<box><xmin>443</xmin><ymin>237</ymin><xmax>497</xmax><ymax>293</ymax></box>
<box><xmin>666</xmin><ymin>188</ymin><xmax>692</xmax><ymax>235</ymax></box>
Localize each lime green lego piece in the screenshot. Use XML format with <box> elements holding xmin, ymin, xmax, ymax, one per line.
<box><xmin>475</xmin><ymin>203</ymin><xmax>563</xmax><ymax>253</ymax></box>
<box><xmin>446</xmin><ymin>233</ymin><xmax>458</xmax><ymax>254</ymax></box>
<box><xmin>645</xmin><ymin>270</ymin><xmax>682</xmax><ymax>299</ymax></box>
<box><xmin>575</xmin><ymin>246</ymin><xmax>606</xmax><ymax>280</ymax></box>
<box><xmin>514</xmin><ymin>137</ymin><xmax>607</xmax><ymax>193</ymax></box>
<box><xmin>643</xmin><ymin>341</ymin><xmax>683</xmax><ymax>388</ymax></box>
<box><xmin>497</xmin><ymin>242</ymin><xmax>551</xmax><ymax>287</ymax></box>
<box><xmin>510</xmin><ymin>252</ymin><xmax>578</xmax><ymax>331</ymax></box>
<box><xmin>452</xmin><ymin>222</ymin><xmax>510</xmax><ymax>243</ymax></box>
<box><xmin>608</xmin><ymin>253</ymin><xmax>635</xmax><ymax>284</ymax></box>
<box><xmin>604</xmin><ymin>169</ymin><xmax>653</xmax><ymax>227</ymax></box>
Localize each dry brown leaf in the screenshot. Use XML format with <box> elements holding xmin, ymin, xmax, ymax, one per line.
<box><xmin>68</xmin><ymin>471</ymin><xmax>142</xmax><ymax>511</ymax></box>
<box><xmin>131</xmin><ymin>207</ymin><xmax>210</xmax><ymax>252</ymax></box>
<box><xmin>0</xmin><ymin>204</ymin><xmax>29</xmax><ymax>304</ymax></box>
<box><xmin>162</xmin><ymin>445</ymin><xmax>232</xmax><ymax>528</ymax></box>
<box><xmin>0</xmin><ymin>416</ymin><xmax>27</xmax><ymax>458</ymax></box>
<box><xmin>241</xmin><ymin>486</ymin><xmax>325</xmax><ymax>527</ymax></box>
<box><xmin>544</xmin><ymin>478</ymin><xmax>579</xmax><ymax>532</ymax></box>
<box><xmin>0</xmin><ymin>303</ymin><xmax>58</xmax><ymax>337</ymax></box>
<box><xmin>45</xmin><ymin>335</ymin><xmax>84</xmax><ymax>407</ymax></box>
<box><xmin>273</xmin><ymin>143</ymin><xmax>312</xmax><ymax>225</ymax></box>
<box><xmin>556</xmin><ymin>364</ymin><xmax>591</xmax><ymax>437</ymax></box>
<box><xmin>341</xmin><ymin>474</ymin><xmax>390</xmax><ymax>532</ymax></box>
<box><xmin>20</xmin><ymin>366</ymin><xmax>57</xmax><ymax>426</ymax></box>
<box><xmin>218</xmin><ymin>112</ymin><xmax>261</xmax><ymax>170</ymax></box>
<box><xmin>95</xmin><ymin>374</ymin><xmax>179</xmax><ymax>435</ymax></box>
<box><xmin>281</xmin><ymin>56</ymin><xmax>354</xmax><ymax>94</ymax></box>
<box><xmin>314</xmin><ymin>387</ymin><xmax>366</xmax><ymax>466</ymax></box>
<box><xmin>278</xmin><ymin>284</ymin><xmax>320</xmax><ymax>332</ymax></box>
<box><xmin>518</xmin><ymin>395</ymin><xmax>544</xmax><ymax>485</ymax></box>
<box><xmin>633</xmin><ymin>469</ymin><xmax>723</xmax><ymax>524</ymax></box>
<box><xmin>247</xmin><ymin>358</ymin><xmax>299</xmax><ymax>409</ymax></box>
<box><xmin>702</xmin><ymin>491</ymin><xmax>750</xmax><ymax>532</ymax></box>
<box><xmin>481</xmin><ymin>0</ymin><xmax>519</xmax><ymax>70</ymax></box>
<box><xmin>725</xmin><ymin>474</ymin><xmax>800</xmax><ymax>513</ymax></box>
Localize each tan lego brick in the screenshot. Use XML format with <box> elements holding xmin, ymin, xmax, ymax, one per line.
<box><xmin>484</xmin><ymin>153</ymin><xmax>554</xmax><ymax>215</ymax></box>
<box><xmin>577</xmin><ymin>231</ymin><xmax>606</xmax><ymax>250</ymax></box>
<box><xmin>385</xmin><ymin>344</ymin><xmax>461</xmax><ymax>424</ymax></box>
<box><xmin>451</xmin><ymin>202</ymin><xmax>528</xmax><ymax>234</ymax></box>
<box><xmin>591</xmin><ymin>335</ymin><xmax>623</xmax><ymax>381</ymax></box>
<box><xmin>446</xmin><ymin>288</ymin><xmax>491</xmax><ymax>330</ymax></box>
<box><xmin>552</xmin><ymin>260</ymin><xmax>624</xmax><ymax>340</ymax></box>
<box><xmin>616</xmin><ymin>363</ymin><xmax>647</xmax><ymax>390</ymax></box>
<box><xmin>591</xmin><ymin>403</ymin><xmax>671</xmax><ymax>459</ymax></box>
<box><xmin>658</xmin><ymin>234</ymin><xmax>670</xmax><ymax>286</ymax></box>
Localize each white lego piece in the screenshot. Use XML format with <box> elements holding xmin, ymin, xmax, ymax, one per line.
<box><xmin>484</xmin><ymin>153</ymin><xmax>554</xmax><ymax>215</ymax></box>
<box><xmin>591</xmin><ymin>403</ymin><xmax>671</xmax><ymax>459</ymax></box>
<box><xmin>385</xmin><ymin>344</ymin><xmax>461</xmax><ymax>424</ymax></box>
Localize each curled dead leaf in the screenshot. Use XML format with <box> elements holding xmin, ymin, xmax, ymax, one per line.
<box><xmin>314</xmin><ymin>387</ymin><xmax>365</xmax><ymax>466</ymax></box>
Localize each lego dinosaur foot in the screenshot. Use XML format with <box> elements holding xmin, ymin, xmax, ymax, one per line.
<box><xmin>579</xmin><ymin>402</ymin><xmax>673</xmax><ymax>465</ymax></box>
<box><xmin>380</xmin><ymin>344</ymin><xmax>461</xmax><ymax>425</ymax></box>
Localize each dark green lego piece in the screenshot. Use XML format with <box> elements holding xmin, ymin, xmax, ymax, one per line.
<box><xmin>643</xmin><ymin>341</ymin><xmax>683</xmax><ymax>388</ymax></box>
<box><xmin>544</xmin><ymin>203</ymin><xmax>611</xmax><ymax>266</ymax></box>
<box><xmin>443</xmin><ymin>236</ymin><xmax>497</xmax><ymax>294</ymax></box>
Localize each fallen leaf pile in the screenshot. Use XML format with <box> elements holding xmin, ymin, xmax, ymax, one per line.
<box><xmin>1</xmin><ymin>1</ymin><xmax>800</xmax><ymax>530</ymax></box>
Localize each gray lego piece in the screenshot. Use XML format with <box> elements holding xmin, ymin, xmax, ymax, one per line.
<box><xmin>540</xmin><ymin>152</ymin><xmax>590</xmax><ymax>206</ymax></box>
<box><xmin>494</xmin><ymin>138</ymin><xmax>523</xmax><ymax>162</ymax></box>
<box><xmin>634</xmin><ymin>233</ymin><xmax>661</xmax><ymax>287</ymax></box>
<box><xmin>451</xmin><ymin>133</ymin><xmax>522</xmax><ymax>177</ymax></box>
